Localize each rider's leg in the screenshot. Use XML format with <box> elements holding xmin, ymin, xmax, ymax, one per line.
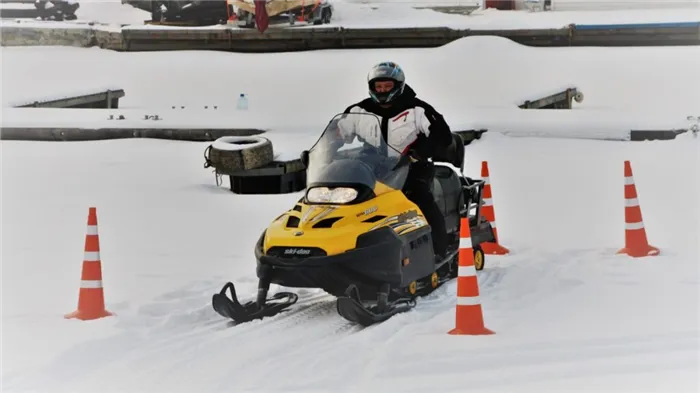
<box><xmin>403</xmin><ymin>164</ymin><xmax>448</xmax><ymax>258</ymax></box>
<box><xmin>410</xmin><ymin>188</ymin><xmax>448</xmax><ymax>258</ymax></box>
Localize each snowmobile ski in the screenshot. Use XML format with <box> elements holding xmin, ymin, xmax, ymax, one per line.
<box><xmin>336</xmin><ymin>284</ymin><xmax>416</xmax><ymax>327</ymax></box>
<box><xmin>212</xmin><ymin>281</ymin><xmax>298</xmax><ymax>324</ymax></box>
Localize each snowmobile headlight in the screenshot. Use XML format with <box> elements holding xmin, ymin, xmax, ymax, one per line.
<box><xmin>306</xmin><ymin>187</ymin><xmax>359</xmax><ymax>204</ymax></box>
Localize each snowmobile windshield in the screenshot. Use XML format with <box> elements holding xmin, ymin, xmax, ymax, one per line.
<box><xmin>306</xmin><ymin>113</ymin><xmax>410</xmax><ymax>199</ymax></box>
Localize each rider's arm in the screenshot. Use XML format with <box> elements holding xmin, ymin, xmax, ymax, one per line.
<box><xmin>337</xmin><ymin>104</ymin><xmax>365</xmax><ymax>142</ymax></box>
<box><xmin>413</xmin><ymin>100</ymin><xmax>453</xmax><ymax>158</ymax></box>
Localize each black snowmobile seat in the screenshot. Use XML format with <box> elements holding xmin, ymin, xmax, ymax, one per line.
<box><xmin>432</xmin><ymin>133</ymin><xmax>465</xmax><ymax>171</ymax></box>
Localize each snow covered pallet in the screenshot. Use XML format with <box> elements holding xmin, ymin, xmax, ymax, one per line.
<box><xmin>202</xmin><ymin>135</ymin><xmax>306</xmax><ymax>194</ymax></box>
<box><xmin>201</xmin><ymin>136</ymin><xmax>306</xmax><ymax>194</ymax></box>
<box><xmin>11</xmin><ymin>88</ymin><xmax>125</xmax><ymax>109</ymax></box>
<box><xmin>520</xmin><ymin>87</ymin><xmax>583</xmax><ymax>110</ymax></box>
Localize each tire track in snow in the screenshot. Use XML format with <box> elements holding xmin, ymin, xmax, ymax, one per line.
<box><xmin>374</xmin><ymin>331</ymin><xmax>699</xmax><ymax>391</ymax></box>
<box><xmin>344</xmin><ymin>267</ymin><xmax>512</xmax><ymax>389</ymax></box>
<box><xmin>110</xmin><ymin>282</ymin><xmax>362</xmax><ymax>389</ymax></box>
<box><xmin>150</xmin><ymin>286</ymin><xmax>364</xmax><ymax>392</ymax></box>
<box><xmin>7</xmin><ymin>264</ymin><xmax>515</xmax><ymax>392</ymax></box>
<box><xmin>6</xmin><ymin>282</ymin><xmax>362</xmax><ymax>392</ymax></box>
<box><xmin>199</xmin><ymin>269</ymin><xmax>511</xmax><ymax>392</ymax></box>
<box><xmin>128</xmin><ymin>286</ymin><xmax>338</xmax><ymax>350</ymax></box>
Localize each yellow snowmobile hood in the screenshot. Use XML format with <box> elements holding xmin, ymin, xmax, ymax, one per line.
<box><xmin>263</xmin><ymin>184</ymin><xmax>428</xmax><ymax>257</ymax></box>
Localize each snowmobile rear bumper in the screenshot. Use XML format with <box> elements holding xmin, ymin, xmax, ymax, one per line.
<box><xmin>255</xmin><ymin>226</ymin><xmax>433</xmax><ymax>297</ymax></box>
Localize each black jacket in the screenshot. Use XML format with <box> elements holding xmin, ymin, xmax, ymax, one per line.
<box><xmin>343</xmin><ymin>84</ymin><xmax>453</xmax><ymax>162</ymax></box>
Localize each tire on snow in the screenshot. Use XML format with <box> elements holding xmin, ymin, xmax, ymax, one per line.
<box><xmin>204</xmin><ymin>136</ymin><xmax>273</xmax><ymax>175</ymax></box>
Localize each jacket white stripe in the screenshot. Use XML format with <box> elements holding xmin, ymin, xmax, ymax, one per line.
<box><xmin>340</xmin><ymin>105</ymin><xmax>432</xmax><ymax>154</ymax></box>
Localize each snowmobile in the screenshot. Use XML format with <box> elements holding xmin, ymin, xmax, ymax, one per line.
<box><xmin>212</xmin><ymin>112</ymin><xmax>497</xmax><ymax>327</ymax></box>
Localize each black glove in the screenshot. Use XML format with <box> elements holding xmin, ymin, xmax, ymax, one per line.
<box><xmin>407</xmin><ymin>143</ymin><xmax>432</xmax><ymax>162</ymax></box>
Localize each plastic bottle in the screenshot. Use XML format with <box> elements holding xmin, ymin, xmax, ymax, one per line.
<box><xmin>236</xmin><ymin>93</ymin><xmax>249</xmax><ymax>110</ymax></box>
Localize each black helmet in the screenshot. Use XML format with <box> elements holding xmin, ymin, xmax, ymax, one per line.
<box><xmin>367</xmin><ymin>62</ymin><xmax>406</xmax><ymax>104</ymax></box>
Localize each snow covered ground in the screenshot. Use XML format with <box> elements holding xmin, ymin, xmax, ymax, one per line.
<box><xmin>2</xmin><ymin>0</ymin><xmax>699</xmax><ymax>29</ymax></box>
<box><xmin>2</xmin><ymin>7</ymin><xmax>700</xmax><ymax>391</ymax></box>
<box><xmin>2</xmin><ymin>129</ymin><xmax>698</xmax><ymax>392</ymax></box>
<box><xmin>2</xmin><ymin>36</ymin><xmax>698</xmax><ymax>143</ymax></box>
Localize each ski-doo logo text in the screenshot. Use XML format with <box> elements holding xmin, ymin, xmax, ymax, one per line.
<box><xmin>356</xmin><ymin>206</ymin><xmax>378</xmax><ymax>217</ymax></box>
<box><xmin>284</xmin><ymin>248</ymin><xmax>311</xmax><ymax>256</ymax></box>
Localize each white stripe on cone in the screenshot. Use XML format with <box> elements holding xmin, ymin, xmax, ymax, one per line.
<box><xmin>459</xmin><ymin>237</ymin><xmax>472</xmax><ymax>250</ymax></box>
<box><xmin>456</xmin><ymin>296</ymin><xmax>481</xmax><ymax>306</ymax></box>
<box><xmin>625</xmin><ymin>221</ymin><xmax>645</xmax><ymax>230</ymax></box>
<box><xmin>80</xmin><ymin>280</ymin><xmax>103</xmax><ymax>289</ymax></box>
<box><xmin>86</xmin><ymin>225</ymin><xmax>99</xmax><ymax>235</ymax></box>
<box><xmin>458</xmin><ymin>265</ymin><xmax>476</xmax><ymax>277</ymax></box>
<box><xmin>483</xmin><ymin>198</ymin><xmax>493</xmax><ymax>207</ymax></box>
<box><xmin>625</xmin><ymin>198</ymin><xmax>639</xmax><ymax>207</ymax></box>
<box><xmin>482</xmin><ymin>176</ymin><xmax>490</xmax><ymax>184</ymax></box>
<box><xmin>84</xmin><ymin>251</ymin><xmax>101</xmax><ymax>262</ymax></box>
<box><xmin>625</xmin><ymin>176</ymin><xmax>635</xmax><ymax>185</ymax></box>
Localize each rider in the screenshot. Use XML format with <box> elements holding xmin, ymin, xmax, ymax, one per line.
<box><xmin>341</xmin><ymin>61</ymin><xmax>454</xmax><ymax>258</ymax></box>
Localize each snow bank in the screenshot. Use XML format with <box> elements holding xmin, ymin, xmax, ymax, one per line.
<box><xmin>73</xmin><ymin>0</ymin><xmax>150</xmax><ymax>26</ymax></box>
<box><xmin>328</xmin><ymin>1</ymin><xmax>700</xmax><ymax>29</ymax></box>
<box><xmin>2</xmin><ymin>106</ymin><xmax>692</xmax><ymax>143</ymax></box>
<box><xmin>455</xmin><ymin>107</ymin><xmax>692</xmax><ymax>140</ymax></box>
<box><xmin>328</xmin><ymin>1</ymin><xmax>482</xmax><ymax>28</ymax></box>
<box><xmin>550</xmin><ymin>0</ymin><xmax>699</xmax><ymax>12</ymax></box>
<box><xmin>2</xmin><ymin>37</ymin><xmax>697</xmax><ymax>135</ymax></box>
<box><xmin>465</xmin><ymin>6</ymin><xmax>700</xmax><ymax>28</ymax></box>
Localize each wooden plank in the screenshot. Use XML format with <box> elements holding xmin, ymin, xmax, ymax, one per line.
<box><xmin>570</xmin><ymin>34</ymin><xmax>699</xmax><ymax>46</ymax></box>
<box><xmin>0</xmin><ymin>127</ymin><xmax>264</xmax><ymax>141</ymax></box>
<box><xmin>122</xmin><ymin>28</ymin><xmax>231</xmax><ymax>41</ymax></box>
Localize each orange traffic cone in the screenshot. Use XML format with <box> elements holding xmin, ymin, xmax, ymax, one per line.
<box><xmin>65</xmin><ymin>207</ymin><xmax>113</xmax><ymax>321</ymax></box>
<box><xmin>480</xmin><ymin>161</ymin><xmax>509</xmax><ymax>255</ymax></box>
<box><xmin>448</xmin><ymin>217</ymin><xmax>494</xmax><ymax>336</ymax></box>
<box><xmin>617</xmin><ymin>161</ymin><xmax>660</xmax><ymax>258</ymax></box>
